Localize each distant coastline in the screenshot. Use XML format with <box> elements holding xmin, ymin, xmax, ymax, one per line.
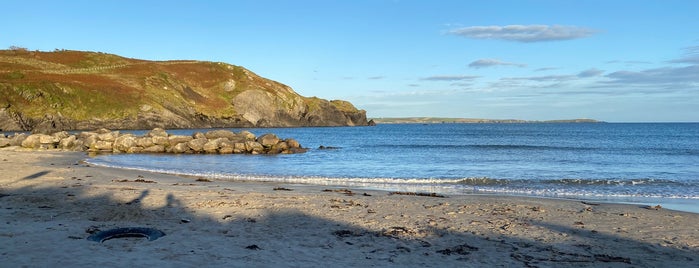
<box><xmin>370</xmin><ymin>117</ymin><xmax>603</xmax><ymax>124</ymax></box>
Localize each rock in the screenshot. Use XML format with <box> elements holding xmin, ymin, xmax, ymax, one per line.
<box><xmin>21</xmin><ymin>134</ymin><xmax>42</xmax><ymax>149</ymax></box>
<box><xmin>113</xmin><ymin>135</ymin><xmax>137</xmax><ymax>153</ymax></box>
<box><xmin>257</xmin><ymin>133</ymin><xmax>280</xmax><ymax>147</ymax></box>
<box><xmin>126</xmin><ymin>146</ymin><xmax>144</xmax><ymax>153</ymax></box>
<box><xmin>203</xmin><ymin>138</ymin><xmax>224</xmax><ymax>153</ymax></box>
<box><xmin>95</xmin><ymin>128</ymin><xmax>112</xmax><ymax>134</ymax></box>
<box><xmin>97</xmin><ymin>131</ymin><xmax>119</xmax><ymax>142</ymax></box>
<box><xmin>52</xmin><ymin>131</ymin><xmax>70</xmax><ymax>140</ymax></box>
<box><xmin>188</xmin><ymin>138</ymin><xmax>208</xmax><ymax>152</ymax></box>
<box><xmin>219</xmin><ymin>140</ymin><xmax>235</xmax><ymax>154</ymax></box>
<box><xmin>142</xmin><ymin>145</ymin><xmax>165</xmax><ymax>153</ymax></box>
<box><xmin>151</xmin><ymin>135</ymin><xmax>169</xmax><ymax>146</ymax></box>
<box><xmin>3</xmin><ymin>128</ymin><xmax>304</xmax><ymax>155</ymax></box>
<box><xmin>135</xmin><ymin>137</ymin><xmax>154</xmax><ymax>148</ymax></box>
<box><xmin>245</xmin><ymin>141</ymin><xmax>264</xmax><ymax>154</ymax></box>
<box><xmin>168</xmin><ymin>135</ymin><xmax>193</xmax><ymax>144</ymax></box>
<box><xmin>147</xmin><ymin>128</ymin><xmax>168</xmax><ymax>137</ymax></box>
<box><xmin>285</xmin><ymin>138</ymin><xmax>301</xmax><ymax>148</ymax></box>
<box><xmin>38</xmin><ymin>134</ymin><xmax>59</xmax><ymax>145</ymax></box>
<box><xmin>193</xmin><ymin>132</ymin><xmax>206</xmax><ymax>139</ymax></box>
<box><xmin>170</xmin><ymin>142</ymin><xmax>190</xmax><ymax>154</ymax></box>
<box><xmin>0</xmin><ymin>137</ymin><xmax>10</xmax><ymax>147</ymax></box>
<box><xmin>239</xmin><ymin>130</ymin><xmax>256</xmax><ymax>140</ymax></box>
<box><xmin>9</xmin><ymin>133</ymin><xmax>27</xmax><ymax>146</ymax></box>
<box><xmin>233</xmin><ymin>142</ymin><xmax>246</xmax><ymax>154</ymax></box>
<box><xmin>59</xmin><ymin>135</ymin><xmax>78</xmax><ymax>150</ymax></box>
<box><xmin>204</xmin><ymin>130</ymin><xmax>238</xmax><ymax>140</ymax></box>
<box><xmin>81</xmin><ymin>133</ymin><xmax>99</xmax><ymax>149</ymax></box>
<box><xmin>92</xmin><ymin>140</ymin><xmax>114</xmax><ymax>151</ymax></box>
<box><xmin>269</xmin><ymin>141</ymin><xmax>288</xmax><ymax>154</ymax></box>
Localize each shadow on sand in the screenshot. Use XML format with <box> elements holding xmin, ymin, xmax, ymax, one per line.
<box><xmin>0</xmin><ymin>161</ymin><xmax>697</xmax><ymax>267</ymax></box>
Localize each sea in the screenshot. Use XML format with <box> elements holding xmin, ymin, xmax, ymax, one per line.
<box><xmin>84</xmin><ymin>123</ymin><xmax>699</xmax><ymax>213</ymax></box>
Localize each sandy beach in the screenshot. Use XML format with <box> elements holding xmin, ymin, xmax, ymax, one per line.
<box><xmin>1</xmin><ymin>149</ymin><xmax>697</xmax><ymax>267</ymax></box>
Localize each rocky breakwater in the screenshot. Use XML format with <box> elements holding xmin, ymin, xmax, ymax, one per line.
<box><xmin>0</xmin><ymin>128</ymin><xmax>306</xmax><ymax>155</ymax></box>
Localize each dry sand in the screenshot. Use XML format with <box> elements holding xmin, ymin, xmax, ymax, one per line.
<box><xmin>1</xmin><ymin>149</ymin><xmax>697</xmax><ymax>267</ymax></box>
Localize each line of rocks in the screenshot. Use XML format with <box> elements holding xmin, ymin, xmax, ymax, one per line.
<box><xmin>0</xmin><ymin>128</ymin><xmax>306</xmax><ymax>154</ymax></box>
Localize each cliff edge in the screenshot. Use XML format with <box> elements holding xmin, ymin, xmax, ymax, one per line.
<box><xmin>0</xmin><ymin>49</ymin><xmax>367</xmax><ymax>132</ymax></box>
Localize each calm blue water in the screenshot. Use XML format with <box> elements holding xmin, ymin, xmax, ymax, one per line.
<box><xmin>86</xmin><ymin>123</ymin><xmax>699</xmax><ymax>213</ymax></box>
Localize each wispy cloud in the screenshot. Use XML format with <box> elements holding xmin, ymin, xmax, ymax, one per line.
<box><xmin>504</xmin><ymin>75</ymin><xmax>576</xmax><ymax>82</ymax></box>
<box><xmin>368</xmin><ymin>76</ymin><xmax>385</xmax><ymax>80</ymax></box>
<box><xmin>468</xmin><ymin>58</ymin><xmax>526</xmax><ymax>68</ymax></box>
<box><xmin>604</xmin><ymin>65</ymin><xmax>699</xmax><ymax>85</ymax></box>
<box><xmin>421</xmin><ymin>75</ymin><xmax>480</xmax><ymax>81</ymax></box>
<box><xmin>535</xmin><ymin>67</ymin><xmax>560</xmax><ymax>72</ymax></box>
<box><xmin>448</xmin><ymin>25</ymin><xmax>596</xmax><ymax>42</ymax></box>
<box><xmin>577</xmin><ymin>68</ymin><xmax>604</xmax><ymax>77</ymax></box>
<box><xmin>669</xmin><ymin>45</ymin><xmax>699</xmax><ymax>64</ymax></box>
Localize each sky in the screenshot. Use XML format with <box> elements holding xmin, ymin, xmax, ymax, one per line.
<box><xmin>2</xmin><ymin>0</ymin><xmax>698</xmax><ymax>122</ymax></box>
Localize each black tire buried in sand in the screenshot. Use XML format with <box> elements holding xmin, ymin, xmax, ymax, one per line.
<box><xmin>87</xmin><ymin>227</ymin><xmax>166</xmax><ymax>243</ymax></box>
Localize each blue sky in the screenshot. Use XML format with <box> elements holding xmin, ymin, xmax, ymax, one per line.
<box><xmin>3</xmin><ymin>0</ymin><xmax>698</xmax><ymax>122</ymax></box>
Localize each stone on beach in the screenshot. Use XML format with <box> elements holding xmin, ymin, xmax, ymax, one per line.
<box><xmin>1</xmin><ymin>128</ymin><xmax>306</xmax><ymax>155</ymax></box>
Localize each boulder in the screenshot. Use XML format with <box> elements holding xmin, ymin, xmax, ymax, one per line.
<box><xmin>170</xmin><ymin>142</ymin><xmax>190</xmax><ymax>154</ymax></box>
<box><xmin>257</xmin><ymin>133</ymin><xmax>280</xmax><ymax>147</ymax></box>
<box><xmin>135</xmin><ymin>137</ymin><xmax>154</xmax><ymax>148</ymax></box>
<box><xmin>233</xmin><ymin>142</ymin><xmax>246</xmax><ymax>154</ymax></box>
<box><xmin>192</xmin><ymin>132</ymin><xmax>206</xmax><ymax>139</ymax></box>
<box><xmin>21</xmin><ymin>134</ymin><xmax>42</xmax><ymax>149</ymax></box>
<box><xmin>285</xmin><ymin>138</ymin><xmax>301</xmax><ymax>148</ymax></box>
<box><xmin>92</xmin><ymin>140</ymin><xmax>113</xmax><ymax>151</ymax></box>
<box><xmin>147</xmin><ymin>128</ymin><xmax>168</xmax><ymax>137</ymax></box>
<box><xmin>0</xmin><ymin>137</ymin><xmax>10</xmax><ymax>147</ymax></box>
<box><xmin>245</xmin><ymin>141</ymin><xmax>264</xmax><ymax>154</ymax></box>
<box><xmin>142</xmin><ymin>145</ymin><xmax>165</xmax><ymax>153</ymax></box>
<box><xmin>97</xmin><ymin>131</ymin><xmax>119</xmax><ymax>142</ymax></box>
<box><xmin>126</xmin><ymin>146</ymin><xmax>144</xmax><ymax>153</ymax></box>
<box><xmin>219</xmin><ymin>140</ymin><xmax>235</xmax><ymax>154</ymax></box>
<box><xmin>152</xmin><ymin>135</ymin><xmax>169</xmax><ymax>146</ymax></box>
<box><xmin>203</xmin><ymin>138</ymin><xmax>224</xmax><ymax>153</ymax></box>
<box><xmin>52</xmin><ymin>131</ymin><xmax>70</xmax><ymax>140</ymax></box>
<box><xmin>81</xmin><ymin>133</ymin><xmax>99</xmax><ymax>149</ymax></box>
<box><xmin>188</xmin><ymin>138</ymin><xmax>208</xmax><ymax>152</ymax></box>
<box><xmin>239</xmin><ymin>130</ymin><xmax>256</xmax><ymax>140</ymax></box>
<box><xmin>204</xmin><ymin>130</ymin><xmax>238</xmax><ymax>140</ymax></box>
<box><xmin>9</xmin><ymin>133</ymin><xmax>27</xmax><ymax>146</ymax></box>
<box><xmin>113</xmin><ymin>135</ymin><xmax>137</xmax><ymax>152</ymax></box>
<box><xmin>269</xmin><ymin>141</ymin><xmax>289</xmax><ymax>154</ymax></box>
<box><xmin>59</xmin><ymin>135</ymin><xmax>78</xmax><ymax>150</ymax></box>
<box><xmin>168</xmin><ymin>135</ymin><xmax>193</xmax><ymax>144</ymax></box>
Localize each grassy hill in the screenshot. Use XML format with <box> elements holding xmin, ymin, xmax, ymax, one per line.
<box><xmin>0</xmin><ymin>48</ymin><xmax>367</xmax><ymax>132</ymax></box>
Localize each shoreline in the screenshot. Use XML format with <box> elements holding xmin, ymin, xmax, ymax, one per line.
<box><xmin>1</xmin><ymin>149</ymin><xmax>698</xmax><ymax>266</ymax></box>
<box><xmin>83</xmin><ymin>153</ymin><xmax>699</xmax><ymax>215</ymax></box>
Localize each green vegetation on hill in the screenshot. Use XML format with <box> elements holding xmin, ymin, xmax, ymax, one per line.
<box><xmin>0</xmin><ymin>48</ymin><xmax>367</xmax><ymax>132</ymax></box>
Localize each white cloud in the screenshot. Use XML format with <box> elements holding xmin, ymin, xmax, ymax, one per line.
<box><xmin>421</xmin><ymin>75</ymin><xmax>480</xmax><ymax>81</ymax></box>
<box><xmin>604</xmin><ymin>65</ymin><xmax>699</xmax><ymax>85</ymax></box>
<box><xmin>448</xmin><ymin>25</ymin><xmax>596</xmax><ymax>42</ymax></box>
<box><xmin>669</xmin><ymin>45</ymin><xmax>699</xmax><ymax>64</ymax></box>
<box><xmin>468</xmin><ymin>58</ymin><xmax>526</xmax><ymax>68</ymax></box>
<box><xmin>577</xmin><ymin>68</ymin><xmax>604</xmax><ymax>77</ymax></box>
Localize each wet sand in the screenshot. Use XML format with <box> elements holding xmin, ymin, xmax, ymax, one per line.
<box><xmin>1</xmin><ymin>149</ymin><xmax>697</xmax><ymax>267</ymax></box>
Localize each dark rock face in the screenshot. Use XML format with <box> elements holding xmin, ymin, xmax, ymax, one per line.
<box><xmin>0</xmin><ymin>128</ymin><xmax>306</xmax><ymax>155</ymax></box>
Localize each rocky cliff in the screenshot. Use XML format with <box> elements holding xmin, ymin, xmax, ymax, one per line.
<box><xmin>0</xmin><ymin>49</ymin><xmax>368</xmax><ymax>133</ymax></box>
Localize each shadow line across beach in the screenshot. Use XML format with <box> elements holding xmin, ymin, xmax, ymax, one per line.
<box><xmin>0</xmin><ymin>151</ymin><xmax>697</xmax><ymax>267</ymax></box>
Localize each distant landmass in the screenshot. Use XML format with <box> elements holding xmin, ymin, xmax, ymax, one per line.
<box><xmin>370</xmin><ymin>117</ymin><xmax>603</xmax><ymax>124</ymax></box>
<box><xmin>0</xmin><ymin>48</ymin><xmax>368</xmax><ymax>133</ymax></box>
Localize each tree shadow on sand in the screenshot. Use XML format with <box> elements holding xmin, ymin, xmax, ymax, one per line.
<box><xmin>1</xmin><ymin>161</ymin><xmax>697</xmax><ymax>267</ymax></box>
